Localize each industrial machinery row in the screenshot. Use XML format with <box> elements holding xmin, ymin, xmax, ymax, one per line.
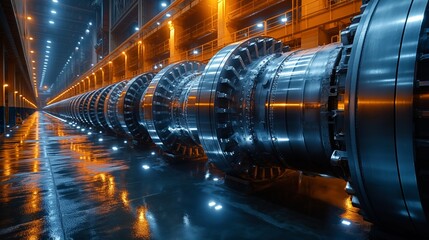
<box><xmin>44</xmin><ymin>0</ymin><xmax>429</xmax><ymax>235</ymax></box>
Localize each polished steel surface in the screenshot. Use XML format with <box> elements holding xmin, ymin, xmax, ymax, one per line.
<box><xmin>142</xmin><ymin>61</ymin><xmax>205</xmax><ymax>158</ymax></box>
<box><xmin>0</xmin><ymin>112</ymin><xmax>371</xmax><ymax>239</ymax></box>
<box><xmin>268</xmin><ymin>44</ymin><xmax>341</xmax><ymax>174</ymax></box>
<box><xmin>344</xmin><ymin>0</ymin><xmax>429</xmax><ymax>234</ymax></box>
<box><xmin>95</xmin><ymin>84</ymin><xmax>114</xmax><ymax>130</ymax></box>
<box><xmin>117</xmin><ymin>73</ymin><xmax>154</xmax><ymax>140</ymax></box>
<box><xmin>87</xmin><ymin>88</ymin><xmax>103</xmax><ymax>126</ymax></box>
<box><xmin>104</xmin><ymin>80</ymin><xmax>128</xmax><ymax>135</ymax></box>
<box><xmin>197</xmin><ymin>37</ymin><xmax>284</xmax><ymax>172</ymax></box>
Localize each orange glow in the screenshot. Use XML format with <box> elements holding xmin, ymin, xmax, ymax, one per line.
<box><xmin>194</xmin><ymin>103</ymin><xmax>214</xmax><ymax>106</ymax></box>
<box><xmin>29</xmin><ymin>37</ymin><xmax>33</xmax><ymax>40</ymax></box>
<box><xmin>357</xmin><ymin>100</ymin><xmax>394</xmax><ymax>105</ymax></box>
<box><xmin>268</xmin><ymin>103</ymin><xmax>302</xmax><ymax>107</ymax></box>
<box><xmin>337</xmin><ymin>102</ymin><xmax>344</xmax><ymax>111</ymax></box>
<box><xmin>27</xmin><ymin>16</ymin><xmax>32</xmax><ymax>20</ymax></box>
<box><xmin>134</xmin><ymin>206</ymin><xmax>151</xmax><ymax>238</ymax></box>
<box><xmin>121</xmin><ymin>191</ymin><xmax>129</xmax><ymax>207</ymax></box>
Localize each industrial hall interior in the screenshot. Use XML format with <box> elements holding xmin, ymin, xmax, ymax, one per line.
<box><xmin>0</xmin><ymin>0</ymin><xmax>428</xmax><ymax>239</ymax></box>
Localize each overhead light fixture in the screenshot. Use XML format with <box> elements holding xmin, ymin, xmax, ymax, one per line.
<box><xmin>156</xmin><ymin>22</ymin><xmax>160</xmax><ymax>25</ymax></box>
<box><xmin>32</xmin><ymin>60</ymin><xmax>35</xmax><ymax>63</ymax></box>
<box><xmin>47</xmin><ymin>40</ymin><xmax>52</xmax><ymax>43</ymax></box>
<box><xmin>85</xmin><ymin>29</ymin><xmax>90</xmax><ymax>33</ymax></box>
<box><xmin>49</xmin><ymin>20</ymin><xmax>55</xmax><ymax>24</ymax></box>
<box><xmin>166</xmin><ymin>13</ymin><xmax>171</xmax><ymax>17</ymax></box>
<box><xmin>134</xmin><ymin>27</ymin><xmax>139</xmax><ymax>31</ymax></box>
<box><xmin>27</xmin><ymin>16</ymin><xmax>32</xmax><ymax>20</ymax></box>
<box><xmin>89</xmin><ymin>22</ymin><xmax>92</xmax><ymax>26</ymax></box>
<box><xmin>281</xmin><ymin>17</ymin><xmax>288</xmax><ymax>23</ymax></box>
<box><xmin>257</xmin><ymin>22</ymin><xmax>264</xmax><ymax>28</ymax></box>
<box><xmin>29</xmin><ymin>37</ymin><xmax>34</xmax><ymax>40</ymax></box>
<box><xmin>46</xmin><ymin>46</ymin><xmax>51</xmax><ymax>48</ymax></box>
<box><xmin>51</xmin><ymin>10</ymin><xmax>57</xmax><ymax>14</ymax></box>
<box><xmin>30</xmin><ymin>50</ymin><xmax>34</xmax><ymax>53</ymax></box>
<box><xmin>161</xmin><ymin>2</ymin><xmax>167</xmax><ymax>7</ymax></box>
<box><xmin>81</xmin><ymin>36</ymin><xmax>84</xmax><ymax>39</ymax></box>
<box><xmin>52</xmin><ymin>0</ymin><xmax>58</xmax><ymax>3</ymax></box>
<box><xmin>75</xmin><ymin>47</ymin><xmax>79</xmax><ymax>50</ymax></box>
<box><xmin>46</xmin><ymin>51</ymin><xmax>50</xmax><ymax>53</ymax></box>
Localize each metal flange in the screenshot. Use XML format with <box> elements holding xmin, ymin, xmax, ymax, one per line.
<box><xmin>142</xmin><ymin>61</ymin><xmax>205</xmax><ymax>158</ymax></box>
<box><xmin>117</xmin><ymin>72</ymin><xmax>155</xmax><ymax>140</ymax></box>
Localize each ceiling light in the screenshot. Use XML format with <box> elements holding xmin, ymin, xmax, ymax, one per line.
<box><xmin>281</xmin><ymin>17</ymin><xmax>288</xmax><ymax>23</ymax></box>
<box><xmin>52</xmin><ymin>0</ymin><xmax>58</xmax><ymax>3</ymax></box>
<box><xmin>166</xmin><ymin>13</ymin><xmax>171</xmax><ymax>17</ymax></box>
<box><xmin>193</xmin><ymin>49</ymin><xmax>199</xmax><ymax>54</ymax></box>
<box><xmin>85</xmin><ymin>29</ymin><xmax>90</xmax><ymax>33</ymax></box>
<box><xmin>49</xmin><ymin>20</ymin><xmax>55</xmax><ymax>24</ymax></box>
<box><xmin>257</xmin><ymin>22</ymin><xmax>264</xmax><ymax>28</ymax></box>
<box><xmin>32</xmin><ymin>67</ymin><xmax>35</xmax><ymax>69</ymax></box>
<box><xmin>46</xmin><ymin>51</ymin><xmax>50</xmax><ymax>53</ymax></box>
<box><xmin>51</xmin><ymin>10</ymin><xmax>57</xmax><ymax>14</ymax></box>
<box><xmin>29</xmin><ymin>37</ymin><xmax>34</xmax><ymax>40</ymax></box>
<box><xmin>156</xmin><ymin>22</ymin><xmax>160</xmax><ymax>25</ymax></box>
<box><xmin>46</xmin><ymin>46</ymin><xmax>51</xmax><ymax>48</ymax></box>
<box><xmin>81</xmin><ymin>36</ymin><xmax>84</xmax><ymax>39</ymax></box>
<box><xmin>27</xmin><ymin>16</ymin><xmax>32</xmax><ymax>20</ymax></box>
<box><xmin>45</xmin><ymin>55</ymin><xmax>49</xmax><ymax>57</ymax></box>
<box><xmin>47</xmin><ymin>40</ymin><xmax>52</xmax><ymax>43</ymax></box>
<box><xmin>75</xmin><ymin>47</ymin><xmax>79</xmax><ymax>50</ymax></box>
<box><xmin>89</xmin><ymin>22</ymin><xmax>92</xmax><ymax>26</ymax></box>
<box><xmin>30</xmin><ymin>50</ymin><xmax>34</xmax><ymax>53</ymax></box>
<box><xmin>32</xmin><ymin>60</ymin><xmax>35</xmax><ymax>63</ymax></box>
<box><xmin>161</xmin><ymin>2</ymin><xmax>167</xmax><ymax>7</ymax></box>
<box><xmin>134</xmin><ymin>27</ymin><xmax>139</xmax><ymax>31</ymax></box>
<box><xmin>78</xmin><ymin>42</ymin><xmax>80</xmax><ymax>44</ymax></box>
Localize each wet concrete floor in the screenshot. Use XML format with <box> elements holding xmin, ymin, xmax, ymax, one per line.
<box><xmin>0</xmin><ymin>112</ymin><xmax>380</xmax><ymax>239</ymax></box>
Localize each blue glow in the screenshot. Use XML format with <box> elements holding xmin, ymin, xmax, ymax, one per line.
<box><xmin>142</xmin><ymin>165</ymin><xmax>150</xmax><ymax>170</ymax></box>
<box><xmin>341</xmin><ymin>220</ymin><xmax>351</xmax><ymax>226</ymax></box>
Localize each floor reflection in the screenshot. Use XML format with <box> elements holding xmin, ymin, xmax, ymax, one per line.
<box><xmin>0</xmin><ymin>112</ymin><xmax>377</xmax><ymax>239</ymax></box>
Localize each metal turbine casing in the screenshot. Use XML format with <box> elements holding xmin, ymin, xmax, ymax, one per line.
<box><xmin>116</xmin><ymin>72</ymin><xmax>155</xmax><ymax>140</ymax></box>
<box><xmin>141</xmin><ymin>61</ymin><xmax>205</xmax><ymax>158</ymax></box>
